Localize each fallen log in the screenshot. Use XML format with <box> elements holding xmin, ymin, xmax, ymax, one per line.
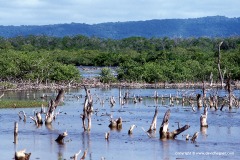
<box><xmin>159</xmin><ymin>109</ymin><xmax>190</xmax><ymax>139</ymax></box>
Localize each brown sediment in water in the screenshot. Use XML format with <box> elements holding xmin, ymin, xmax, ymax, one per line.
<box><xmin>1</xmin><ymin>78</ymin><xmax>240</xmax><ymax>91</ymax></box>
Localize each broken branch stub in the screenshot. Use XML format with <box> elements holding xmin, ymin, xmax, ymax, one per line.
<box><xmin>159</xmin><ymin>109</ymin><xmax>190</xmax><ymax>139</ymax></box>
<box><xmin>54</xmin><ymin>89</ymin><xmax>65</xmax><ymax>109</ymax></box>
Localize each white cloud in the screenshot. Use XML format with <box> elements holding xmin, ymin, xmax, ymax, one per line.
<box><xmin>0</xmin><ymin>0</ymin><xmax>239</xmax><ymax>25</ymax></box>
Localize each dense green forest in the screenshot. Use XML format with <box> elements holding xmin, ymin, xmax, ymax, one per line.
<box><xmin>0</xmin><ymin>35</ymin><xmax>240</xmax><ymax>83</ymax></box>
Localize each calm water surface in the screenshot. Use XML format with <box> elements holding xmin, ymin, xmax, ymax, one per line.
<box><xmin>0</xmin><ymin>88</ymin><xmax>239</xmax><ymax>160</ymax></box>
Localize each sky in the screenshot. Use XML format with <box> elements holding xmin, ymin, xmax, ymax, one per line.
<box><xmin>0</xmin><ymin>0</ymin><xmax>240</xmax><ymax>26</ymax></box>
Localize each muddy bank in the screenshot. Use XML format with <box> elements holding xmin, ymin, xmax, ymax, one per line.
<box><xmin>1</xmin><ymin>78</ymin><xmax>240</xmax><ymax>91</ymax></box>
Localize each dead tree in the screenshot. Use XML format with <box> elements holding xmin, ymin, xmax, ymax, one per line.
<box><xmin>147</xmin><ymin>107</ymin><xmax>158</xmax><ymax>133</ymax></box>
<box><xmin>159</xmin><ymin>109</ymin><xmax>190</xmax><ymax>139</ymax></box>
<box><xmin>15</xmin><ymin>149</ymin><xmax>31</xmax><ymax>160</ymax></box>
<box><xmin>200</xmin><ymin>106</ymin><xmax>208</xmax><ymax>127</ymax></box>
<box><xmin>45</xmin><ymin>89</ymin><xmax>64</xmax><ymax>124</ymax></box>
<box><xmin>218</xmin><ymin>41</ymin><xmax>224</xmax><ymax>89</ymax></box>
<box><xmin>81</xmin><ymin>86</ymin><xmax>93</xmax><ymax>131</ymax></box>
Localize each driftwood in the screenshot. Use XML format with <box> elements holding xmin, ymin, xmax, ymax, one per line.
<box><xmin>15</xmin><ymin>149</ymin><xmax>31</xmax><ymax>160</ymax></box>
<box><xmin>55</xmin><ymin>131</ymin><xmax>68</xmax><ymax>144</ymax></box>
<box><xmin>147</xmin><ymin>107</ymin><xmax>158</xmax><ymax>133</ymax></box>
<box><xmin>159</xmin><ymin>109</ymin><xmax>190</xmax><ymax>139</ymax></box>
<box><xmin>81</xmin><ymin>86</ymin><xmax>93</xmax><ymax>131</ymax></box>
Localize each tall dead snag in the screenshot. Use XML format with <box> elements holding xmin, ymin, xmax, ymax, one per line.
<box><xmin>147</xmin><ymin>107</ymin><xmax>158</xmax><ymax>133</ymax></box>
<box><xmin>159</xmin><ymin>109</ymin><xmax>190</xmax><ymax>139</ymax></box>
<box><xmin>15</xmin><ymin>149</ymin><xmax>31</xmax><ymax>160</ymax></box>
<box><xmin>218</xmin><ymin>41</ymin><xmax>224</xmax><ymax>89</ymax></box>
<box><xmin>226</xmin><ymin>76</ymin><xmax>233</xmax><ymax>109</ymax></box>
<box><xmin>200</xmin><ymin>106</ymin><xmax>208</xmax><ymax>127</ymax></box>
<box><xmin>81</xmin><ymin>86</ymin><xmax>93</xmax><ymax>131</ymax></box>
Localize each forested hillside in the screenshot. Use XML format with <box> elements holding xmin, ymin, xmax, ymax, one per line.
<box><xmin>0</xmin><ymin>16</ymin><xmax>240</xmax><ymax>39</ymax></box>
<box><xmin>1</xmin><ymin>35</ymin><xmax>240</xmax><ymax>83</ymax></box>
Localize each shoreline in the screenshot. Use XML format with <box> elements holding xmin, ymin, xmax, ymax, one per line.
<box><xmin>1</xmin><ymin>78</ymin><xmax>240</xmax><ymax>91</ymax></box>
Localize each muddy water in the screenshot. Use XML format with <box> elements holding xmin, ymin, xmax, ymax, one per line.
<box><xmin>0</xmin><ymin>88</ymin><xmax>239</xmax><ymax>160</ymax></box>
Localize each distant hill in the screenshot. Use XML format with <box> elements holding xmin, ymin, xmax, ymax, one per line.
<box><xmin>0</xmin><ymin>16</ymin><xmax>240</xmax><ymax>39</ymax></box>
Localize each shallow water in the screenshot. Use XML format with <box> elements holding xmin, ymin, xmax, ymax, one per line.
<box><xmin>0</xmin><ymin>88</ymin><xmax>239</xmax><ymax>160</ymax></box>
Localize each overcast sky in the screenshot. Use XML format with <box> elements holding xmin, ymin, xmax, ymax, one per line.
<box><xmin>0</xmin><ymin>0</ymin><xmax>239</xmax><ymax>26</ymax></box>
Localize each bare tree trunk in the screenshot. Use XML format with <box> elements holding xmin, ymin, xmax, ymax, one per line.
<box><xmin>218</xmin><ymin>41</ymin><xmax>224</xmax><ymax>89</ymax></box>
<box><xmin>147</xmin><ymin>107</ymin><xmax>158</xmax><ymax>133</ymax></box>
<box><xmin>159</xmin><ymin>109</ymin><xmax>190</xmax><ymax>139</ymax></box>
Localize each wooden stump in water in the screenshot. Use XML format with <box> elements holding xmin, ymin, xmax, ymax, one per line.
<box><xmin>55</xmin><ymin>131</ymin><xmax>68</xmax><ymax>144</ymax></box>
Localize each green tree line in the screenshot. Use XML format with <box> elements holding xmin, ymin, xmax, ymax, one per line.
<box><xmin>0</xmin><ymin>35</ymin><xmax>240</xmax><ymax>83</ymax></box>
